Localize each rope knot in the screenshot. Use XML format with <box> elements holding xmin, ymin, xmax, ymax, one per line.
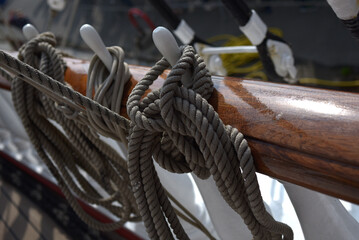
<box><xmin>127</xmin><ymin>45</ymin><xmax>213</xmax><ymax>178</ymax></box>
<box><xmin>127</xmin><ymin>45</ymin><xmax>293</xmax><ymax>240</ymax></box>
<box><xmin>160</xmin><ymin>45</ymin><xmax>213</xmax><ymax>135</ymax></box>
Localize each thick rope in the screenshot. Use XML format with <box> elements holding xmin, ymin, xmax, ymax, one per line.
<box><xmin>10</xmin><ymin>33</ymin><xmax>140</xmax><ymax>231</ymax></box>
<box><xmin>127</xmin><ymin>45</ymin><xmax>293</xmax><ymax>240</ymax></box>
<box><xmin>0</xmin><ymin>44</ymin><xmax>293</xmax><ymax>239</ymax></box>
<box><xmin>0</xmin><ymin>51</ymin><xmax>130</xmax><ymax>131</ymax></box>
<box><xmin>0</xmin><ymin>43</ymin><xmax>216</xmax><ymax>238</ymax></box>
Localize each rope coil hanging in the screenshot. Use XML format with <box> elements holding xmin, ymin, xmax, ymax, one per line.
<box><xmin>86</xmin><ymin>46</ymin><xmax>130</xmax><ymax>143</ymax></box>
<box><xmin>127</xmin><ymin>45</ymin><xmax>293</xmax><ymax>240</ymax></box>
<box><xmin>0</xmin><ymin>38</ymin><xmax>293</xmax><ymax>238</ymax></box>
<box><xmin>0</xmin><ymin>36</ymin><xmax>217</xmax><ymax>237</ymax></box>
<box><xmin>10</xmin><ymin>32</ymin><xmax>141</xmax><ymax>231</ymax></box>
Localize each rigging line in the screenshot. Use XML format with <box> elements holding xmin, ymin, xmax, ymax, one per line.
<box><xmin>0</xmin><ymin>48</ymin><xmax>218</xmax><ymax>237</ymax></box>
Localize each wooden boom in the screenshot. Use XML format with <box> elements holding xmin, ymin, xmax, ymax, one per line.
<box><xmin>1</xmin><ymin>54</ymin><xmax>359</xmax><ymax>205</ymax></box>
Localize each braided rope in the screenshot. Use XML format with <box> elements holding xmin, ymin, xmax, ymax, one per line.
<box><xmin>0</xmin><ymin>42</ymin><xmax>293</xmax><ymax>239</ymax></box>
<box><xmin>0</xmin><ymin>44</ymin><xmax>217</xmax><ymax>238</ymax></box>
<box><xmin>127</xmin><ymin>45</ymin><xmax>293</xmax><ymax>240</ymax></box>
<box><xmin>0</xmin><ymin>50</ymin><xmax>129</xmax><ymax>130</ymax></box>
<box><xmin>10</xmin><ymin>33</ymin><xmax>140</xmax><ymax>231</ymax></box>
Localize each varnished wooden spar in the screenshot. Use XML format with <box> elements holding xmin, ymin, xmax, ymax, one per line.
<box><xmin>1</xmin><ymin>55</ymin><xmax>359</xmax><ymax>205</ymax></box>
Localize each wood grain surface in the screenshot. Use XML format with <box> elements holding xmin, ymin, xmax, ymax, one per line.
<box><xmin>1</xmin><ymin>54</ymin><xmax>359</xmax><ymax>204</ymax></box>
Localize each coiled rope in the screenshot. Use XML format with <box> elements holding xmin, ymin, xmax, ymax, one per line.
<box><xmin>10</xmin><ymin>32</ymin><xmax>140</xmax><ymax>231</ymax></box>
<box><xmin>127</xmin><ymin>45</ymin><xmax>293</xmax><ymax>240</ymax></box>
<box><xmin>0</xmin><ymin>40</ymin><xmax>293</xmax><ymax>239</ymax></box>
<box><xmin>0</xmin><ymin>35</ymin><xmax>216</xmax><ymax>238</ymax></box>
<box><xmin>86</xmin><ymin>46</ymin><xmax>130</xmax><ymax>143</ymax></box>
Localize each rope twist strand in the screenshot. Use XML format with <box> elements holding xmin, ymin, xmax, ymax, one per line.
<box><xmin>127</xmin><ymin>45</ymin><xmax>293</xmax><ymax>240</ymax></box>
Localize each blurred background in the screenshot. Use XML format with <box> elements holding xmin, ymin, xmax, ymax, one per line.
<box><xmin>1</xmin><ymin>0</ymin><xmax>359</xmax><ymax>91</ymax></box>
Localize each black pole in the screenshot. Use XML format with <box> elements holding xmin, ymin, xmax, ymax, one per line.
<box><xmin>220</xmin><ymin>0</ymin><xmax>252</xmax><ymax>26</ymax></box>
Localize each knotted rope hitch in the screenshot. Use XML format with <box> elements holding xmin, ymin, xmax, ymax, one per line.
<box><xmin>127</xmin><ymin>45</ymin><xmax>293</xmax><ymax>240</ymax></box>
<box><xmin>0</xmin><ymin>34</ymin><xmax>293</xmax><ymax>239</ymax></box>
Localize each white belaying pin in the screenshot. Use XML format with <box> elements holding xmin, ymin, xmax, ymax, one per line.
<box><xmin>22</xmin><ymin>24</ymin><xmax>39</xmax><ymax>41</ymax></box>
<box><xmin>152</xmin><ymin>26</ymin><xmax>194</xmax><ymax>87</ymax></box>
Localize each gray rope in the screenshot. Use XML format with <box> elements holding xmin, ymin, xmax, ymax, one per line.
<box><xmin>127</xmin><ymin>45</ymin><xmax>293</xmax><ymax>240</ymax></box>
<box><xmin>86</xmin><ymin>46</ymin><xmax>130</xmax><ymax>144</ymax></box>
<box><xmin>0</xmin><ymin>51</ymin><xmax>130</xmax><ymax>131</ymax></box>
<box><xmin>0</xmin><ymin>43</ymin><xmax>293</xmax><ymax>239</ymax></box>
<box><xmin>10</xmin><ymin>32</ymin><xmax>140</xmax><ymax>231</ymax></box>
<box><xmin>0</xmin><ymin>42</ymin><xmax>216</xmax><ymax>238</ymax></box>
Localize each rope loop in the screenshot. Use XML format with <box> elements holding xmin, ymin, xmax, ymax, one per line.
<box><xmin>10</xmin><ymin>33</ymin><xmax>141</xmax><ymax>231</ymax></box>
<box><xmin>0</xmin><ymin>37</ymin><xmax>294</xmax><ymax>238</ymax></box>
<box><xmin>18</xmin><ymin>32</ymin><xmax>65</xmax><ymax>82</ymax></box>
<box><xmin>127</xmin><ymin>45</ymin><xmax>212</xmax><ymax>177</ymax></box>
<box><xmin>86</xmin><ymin>46</ymin><xmax>131</xmax><ymax>142</ymax></box>
<box><xmin>160</xmin><ymin>45</ymin><xmax>213</xmax><ymax>135</ymax></box>
<box><xmin>127</xmin><ymin>45</ymin><xmax>293</xmax><ymax>240</ymax></box>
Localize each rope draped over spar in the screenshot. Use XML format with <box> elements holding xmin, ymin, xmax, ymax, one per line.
<box><xmin>0</xmin><ymin>34</ymin><xmax>216</xmax><ymax>238</ymax></box>
<box><xmin>127</xmin><ymin>45</ymin><xmax>293</xmax><ymax>240</ymax></box>
<box><xmin>0</xmin><ymin>35</ymin><xmax>293</xmax><ymax>239</ymax></box>
<box><xmin>10</xmin><ymin>32</ymin><xmax>141</xmax><ymax>231</ymax></box>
